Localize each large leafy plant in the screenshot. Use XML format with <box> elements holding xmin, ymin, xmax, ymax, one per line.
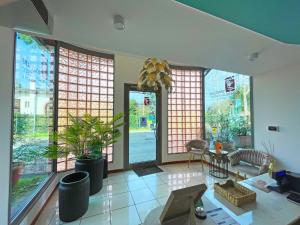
<box><xmin>45</xmin><ymin>113</ymin><xmax>124</xmax><ymax>160</ymax></box>
<box><xmin>229</xmin><ymin>116</ymin><xmax>250</xmax><ymax>136</ymax></box>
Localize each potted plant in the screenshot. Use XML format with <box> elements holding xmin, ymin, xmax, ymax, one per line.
<box><xmin>45</xmin><ymin>113</ymin><xmax>123</xmax><ymax>195</ymax></box>
<box><xmin>91</xmin><ymin>114</ymin><xmax>124</xmax><ymax>179</ymax></box>
<box><xmin>230</xmin><ymin>116</ymin><xmax>251</xmax><ymax>148</ymax></box>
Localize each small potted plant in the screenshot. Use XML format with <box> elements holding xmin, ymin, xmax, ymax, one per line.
<box><xmin>44</xmin><ymin>113</ymin><xmax>123</xmax><ymax>195</ymax></box>
<box><xmin>230</xmin><ymin>116</ymin><xmax>251</xmax><ymax>148</ymax></box>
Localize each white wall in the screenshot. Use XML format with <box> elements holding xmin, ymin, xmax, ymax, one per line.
<box><xmin>253</xmin><ymin>64</ymin><xmax>300</xmax><ymax>173</ymax></box>
<box><xmin>0</xmin><ymin>26</ymin><xmax>14</xmax><ymax>225</ymax></box>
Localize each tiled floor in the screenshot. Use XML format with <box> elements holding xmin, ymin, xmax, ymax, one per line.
<box><xmin>35</xmin><ymin>162</ymin><xmax>229</xmax><ymax>225</ymax></box>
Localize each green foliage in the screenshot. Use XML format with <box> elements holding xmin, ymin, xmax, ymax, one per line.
<box><xmin>218</xmin><ymin>113</ymin><xmax>231</xmax><ymax>142</ymax></box>
<box><xmin>12</xmin><ymin>175</ymin><xmax>46</xmax><ymax>201</ymax></box>
<box><xmin>13</xmin><ymin>113</ymin><xmax>50</xmax><ymax>163</ymax></box>
<box><xmin>44</xmin><ymin>113</ymin><xmax>124</xmax><ymax>160</ymax></box>
<box><xmin>229</xmin><ymin>116</ymin><xmax>250</xmax><ymax>136</ymax></box>
<box><xmin>128</xmin><ymin>93</ymin><xmax>156</xmax><ymax>130</ymax></box>
<box><xmin>205</xmin><ymin>82</ymin><xmax>252</xmax><ymax>143</ymax></box>
<box><xmin>13</xmin><ymin>138</ymin><xmax>47</xmax><ymax>162</ymax></box>
<box><xmin>18</xmin><ymin>33</ymin><xmax>34</xmax><ymax>45</ymax></box>
<box><xmin>129</xmin><ymin>100</ymin><xmax>139</xmax><ymax>128</ymax></box>
<box><xmin>14</xmin><ymin>113</ymin><xmax>50</xmax><ymax>137</ymax></box>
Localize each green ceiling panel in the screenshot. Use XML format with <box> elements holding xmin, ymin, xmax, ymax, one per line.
<box><xmin>176</xmin><ymin>0</ymin><xmax>300</xmax><ymax>44</ymax></box>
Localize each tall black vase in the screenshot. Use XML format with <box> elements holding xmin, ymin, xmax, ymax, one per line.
<box><xmin>59</xmin><ymin>171</ymin><xmax>90</xmax><ymax>222</ymax></box>
<box><xmin>75</xmin><ymin>158</ymin><xmax>104</xmax><ymax>195</ymax></box>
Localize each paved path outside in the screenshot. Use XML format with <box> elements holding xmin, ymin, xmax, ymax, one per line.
<box><xmin>129</xmin><ymin>131</ymin><xmax>156</xmax><ymax>164</ymax></box>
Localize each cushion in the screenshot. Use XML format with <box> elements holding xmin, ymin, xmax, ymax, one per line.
<box><xmin>232</xmin><ymin>161</ymin><xmax>260</xmax><ymax>177</ymax></box>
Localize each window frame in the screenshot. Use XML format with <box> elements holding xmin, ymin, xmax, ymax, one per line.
<box><xmin>9</xmin><ymin>32</ymin><xmax>57</xmax><ymax>225</ymax></box>
<box><xmin>9</xmin><ymin>32</ymin><xmax>116</xmax><ymax>225</ymax></box>
<box><xmin>203</xmin><ymin>69</ymin><xmax>254</xmax><ymax>148</ymax></box>
<box><xmin>167</xmin><ymin>65</ymin><xmax>205</xmax><ymax>154</ymax></box>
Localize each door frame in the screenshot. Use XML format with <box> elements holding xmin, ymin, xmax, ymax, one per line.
<box><xmin>123</xmin><ymin>83</ymin><xmax>162</xmax><ymax>169</ymax></box>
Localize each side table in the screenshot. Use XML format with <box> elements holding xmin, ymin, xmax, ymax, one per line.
<box><xmin>208</xmin><ymin>150</ymin><xmax>229</xmax><ymax>179</ymax></box>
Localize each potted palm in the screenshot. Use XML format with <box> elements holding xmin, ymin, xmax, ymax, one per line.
<box><xmin>92</xmin><ymin>114</ymin><xmax>123</xmax><ymax>178</ymax></box>
<box><xmin>45</xmin><ymin>113</ymin><xmax>123</xmax><ymax>195</ymax></box>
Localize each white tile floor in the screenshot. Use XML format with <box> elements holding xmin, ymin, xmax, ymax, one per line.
<box><xmin>35</xmin><ymin>162</ymin><xmax>229</xmax><ymax>225</ymax></box>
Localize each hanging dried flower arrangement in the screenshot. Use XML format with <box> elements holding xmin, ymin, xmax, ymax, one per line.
<box><xmin>137</xmin><ymin>58</ymin><xmax>173</xmax><ymax>92</ymax></box>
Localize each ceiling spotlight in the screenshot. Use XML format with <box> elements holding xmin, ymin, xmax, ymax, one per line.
<box><xmin>248</xmin><ymin>52</ymin><xmax>259</xmax><ymax>62</ymax></box>
<box><xmin>113</xmin><ymin>15</ymin><xmax>125</xmax><ymax>31</ymax></box>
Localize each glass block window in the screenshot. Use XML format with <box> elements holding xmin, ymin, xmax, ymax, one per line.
<box><xmin>57</xmin><ymin>45</ymin><xmax>114</xmax><ymax>171</ymax></box>
<box><xmin>168</xmin><ymin>67</ymin><xmax>204</xmax><ymax>154</ymax></box>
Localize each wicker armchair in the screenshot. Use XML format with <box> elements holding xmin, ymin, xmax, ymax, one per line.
<box><xmin>186</xmin><ymin>139</ymin><xmax>208</xmax><ymax>170</ymax></box>
<box><xmin>228</xmin><ymin>149</ymin><xmax>272</xmax><ymax>175</ymax></box>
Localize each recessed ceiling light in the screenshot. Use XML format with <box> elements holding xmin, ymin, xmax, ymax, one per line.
<box><xmin>113</xmin><ymin>15</ymin><xmax>125</xmax><ymax>31</ymax></box>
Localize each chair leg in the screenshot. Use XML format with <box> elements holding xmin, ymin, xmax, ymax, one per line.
<box><xmin>188</xmin><ymin>153</ymin><xmax>192</xmax><ymax>168</ymax></box>
<box><xmin>200</xmin><ymin>154</ymin><xmax>204</xmax><ymax>171</ymax></box>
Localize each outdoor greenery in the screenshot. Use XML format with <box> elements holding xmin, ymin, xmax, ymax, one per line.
<box><xmin>229</xmin><ymin>116</ymin><xmax>250</xmax><ymax>136</ymax></box>
<box><xmin>44</xmin><ymin>113</ymin><xmax>124</xmax><ymax>160</ymax></box>
<box><xmin>14</xmin><ymin>113</ymin><xmax>50</xmax><ymax>138</ymax></box>
<box><xmin>13</xmin><ymin>138</ymin><xmax>47</xmax><ymax>163</ymax></box>
<box><xmin>205</xmin><ymin>84</ymin><xmax>251</xmax><ymax>144</ymax></box>
<box><xmin>11</xmin><ymin>175</ymin><xmax>47</xmax><ymax>203</ymax></box>
<box><xmin>129</xmin><ymin>93</ymin><xmax>156</xmax><ymax>130</ymax></box>
<box><xmin>129</xmin><ymin>100</ymin><xmax>139</xmax><ymax>129</ymax></box>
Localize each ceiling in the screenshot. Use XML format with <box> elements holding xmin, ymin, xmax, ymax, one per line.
<box><xmin>176</xmin><ymin>0</ymin><xmax>300</xmax><ymax>44</ymax></box>
<box><xmin>43</xmin><ymin>0</ymin><xmax>300</xmax><ymax>76</ymax></box>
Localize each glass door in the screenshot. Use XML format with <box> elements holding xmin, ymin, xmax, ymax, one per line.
<box><xmin>124</xmin><ymin>84</ymin><xmax>161</xmax><ymax>168</ymax></box>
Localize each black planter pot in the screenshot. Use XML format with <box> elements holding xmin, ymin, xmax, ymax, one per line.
<box><xmin>75</xmin><ymin>157</ymin><xmax>104</xmax><ymax>195</ymax></box>
<box><xmin>59</xmin><ymin>171</ymin><xmax>90</xmax><ymax>222</ymax></box>
<box><xmin>103</xmin><ymin>156</ymin><xmax>108</xmax><ymax>179</ymax></box>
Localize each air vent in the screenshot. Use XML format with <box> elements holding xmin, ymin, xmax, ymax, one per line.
<box><xmin>31</xmin><ymin>0</ymin><xmax>48</xmax><ymax>25</ymax></box>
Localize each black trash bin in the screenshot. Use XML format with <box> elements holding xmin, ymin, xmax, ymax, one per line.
<box><xmin>59</xmin><ymin>171</ymin><xmax>90</xmax><ymax>222</ymax></box>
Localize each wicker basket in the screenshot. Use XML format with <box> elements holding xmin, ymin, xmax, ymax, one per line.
<box><xmin>214</xmin><ymin>180</ymin><xmax>256</xmax><ymax>207</ymax></box>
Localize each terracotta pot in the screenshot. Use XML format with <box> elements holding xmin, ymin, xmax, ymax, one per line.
<box><xmin>222</xmin><ymin>142</ymin><xmax>235</xmax><ymax>150</ymax></box>
<box><xmin>12</xmin><ymin>162</ymin><xmax>24</xmax><ymax>187</ymax></box>
<box><xmin>234</xmin><ymin>135</ymin><xmax>251</xmax><ymax>148</ymax></box>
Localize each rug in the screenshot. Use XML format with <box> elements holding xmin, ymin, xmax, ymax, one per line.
<box><xmin>133</xmin><ymin>166</ymin><xmax>163</xmax><ymax>177</ymax></box>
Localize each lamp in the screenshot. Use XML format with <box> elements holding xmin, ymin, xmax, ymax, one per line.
<box><xmin>137</xmin><ymin>58</ymin><xmax>173</xmax><ymax>92</ymax></box>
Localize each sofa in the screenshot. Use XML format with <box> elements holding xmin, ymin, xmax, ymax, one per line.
<box><xmin>228</xmin><ymin>149</ymin><xmax>272</xmax><ymax>176</ymax></box>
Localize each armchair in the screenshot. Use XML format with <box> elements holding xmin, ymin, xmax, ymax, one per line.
<box><xmin>186</xmin><ymin>139</ymin><xmax>208</xmax><ymax>170</ymax></box>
